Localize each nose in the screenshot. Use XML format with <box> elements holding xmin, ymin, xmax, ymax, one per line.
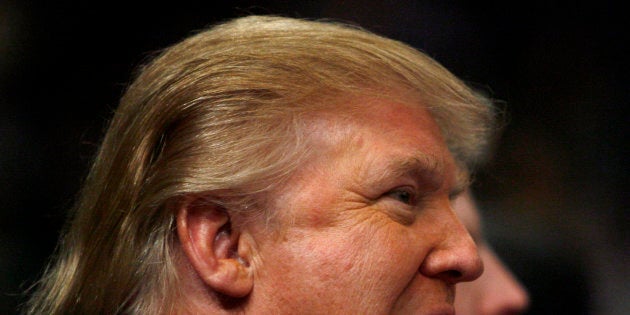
<box><xmin>478</xmin><ymin>247</ymin><xmax>530</xmax><ymax>315</ymax></box>
<box><xmin>419</xmin><ymin>207</ymin><xmax>484</xmax><ymax>284</ymax></box>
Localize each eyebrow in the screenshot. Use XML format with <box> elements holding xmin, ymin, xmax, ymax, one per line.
<box><xmin>383</xmin><ymin>153</ymin><xmax>471</xmax><ymax>194</ymax></box>
<box><xmin>391</xmin><ymin>155</ymin><xmax>443</xmax><ymax>188</ymax></box>
<box><xmin>363</xmin><ymin>153</ymin><xmax>442</xmax><ymax>194</ymax></box>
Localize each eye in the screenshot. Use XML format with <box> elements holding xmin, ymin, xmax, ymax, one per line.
<box><xmin>385</xmin><ymin>188</ymin><xmax>415</xmax><ymax>205</ymax></box>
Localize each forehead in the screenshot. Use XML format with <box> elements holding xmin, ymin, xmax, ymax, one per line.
<box><xmin>308</xmin><ymin>96</ymin><xmax>445</xmax><ymax>151</ymax></box>
<box><xmin>452</xmin><ymin>191</ymin><xmax>482</xmax><ymax>238</ymax></box>
<box><xmin>302</xmin><ymin>96</ymin><xmax>462</xmax><ymax>186</ymax></box>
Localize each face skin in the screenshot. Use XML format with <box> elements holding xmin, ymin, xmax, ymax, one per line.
<box><xmin>241</xmin><ymin>97</ymin><xmax>484</xmax><ymax>314</ymax></box>
<box><xmin>453</xmin><ymin>191</ymin><xmax>530</xmax><ymax>315</ymax></box>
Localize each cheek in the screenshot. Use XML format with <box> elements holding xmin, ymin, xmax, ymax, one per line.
<box><xmin>288</xmin><ymin>226</ymin><xmax>419</xmax><ymax>300</ymax></box>
<box><xmin>311</xmin><ymin>223</ymin><xmax>424</xmax><ymax>302</ymax></box>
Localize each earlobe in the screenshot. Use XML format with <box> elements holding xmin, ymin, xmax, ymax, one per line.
<box><xmin>176</xmin><ymin>196</ymin><xmax>254</xmax><ymax>298</ymax></box>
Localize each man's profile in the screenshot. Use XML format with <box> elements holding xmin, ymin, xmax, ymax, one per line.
<box><xmin>453</xmin><ymin>190</ymin><xmax>530</xmax><ymax>315</ymax></box>
<box><xmin>25</xmin><ymin>15</ymin><xmax>497</xmax><ymax>314</ymax></box>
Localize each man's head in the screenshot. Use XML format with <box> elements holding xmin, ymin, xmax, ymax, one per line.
<box><xmin>27</xmin><ymin>16</ymin><xmax>496</xmax><ymax>314</ymax></box>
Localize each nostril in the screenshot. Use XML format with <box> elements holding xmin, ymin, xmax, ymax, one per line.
<box><xmin>445</xmin><ymin>270</ymin><xmax>462</xmax><ymax>279</ymax></box>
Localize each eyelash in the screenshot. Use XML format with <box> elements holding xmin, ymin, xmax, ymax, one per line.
<box><xmin>384</xmin><ymin>187</ymin><xmax>417</xmax><ymax>206</ymax></box>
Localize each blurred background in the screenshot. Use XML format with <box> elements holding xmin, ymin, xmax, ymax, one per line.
<box><xmin>1</xmin><ymin>1</ymin><xmax>627</xmax><ymax>314</ymax></box>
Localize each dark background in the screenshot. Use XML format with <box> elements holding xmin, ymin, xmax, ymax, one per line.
<box><xmin>1</xmin><ymin>1</ymin><xmax>627</xmax><ymax>314</ymax></box>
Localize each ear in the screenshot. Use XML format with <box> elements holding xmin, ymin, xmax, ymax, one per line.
<box><xmin>176</xmin><ymin>196</ymin><xmax>253</xmax><ymax>298</ymax></box>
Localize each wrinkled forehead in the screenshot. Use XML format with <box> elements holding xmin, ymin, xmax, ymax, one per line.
<box><xmin>302</xmin><ymin>92</ymin><xmax>444</xmax><ymax>146</ymax></box>
<box><xmin>298</xmin><ymin>95</ymin><xmax>468</xmax><ymax>186</ymax></box>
